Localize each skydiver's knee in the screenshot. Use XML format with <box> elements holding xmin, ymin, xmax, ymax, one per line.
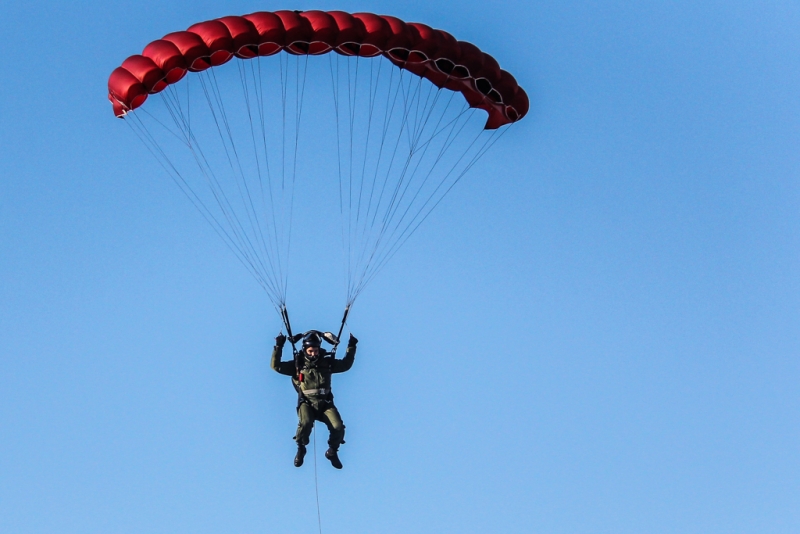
<box><xmin>298</xmin><ymin>418</ymin><xmax>313</xmax><ymax>430</ymax></box>
<box><xmin>297</xmin><ymin>407</ymin><xmax>315</xmax><ymax>428</ymax></box>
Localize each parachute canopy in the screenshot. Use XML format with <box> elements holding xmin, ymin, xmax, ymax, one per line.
<box><xmin>108</xmin><ymin>10</ymin><xmax>528</xmax><ymax>129</ymax></box>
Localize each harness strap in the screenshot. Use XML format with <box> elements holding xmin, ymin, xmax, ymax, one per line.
<box><xmin>301</xmin><ymin>388</ymin><xmax>329</xmax><ymax>396</ymax></box>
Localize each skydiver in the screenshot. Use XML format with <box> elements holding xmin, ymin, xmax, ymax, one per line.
<box><xmin>271</xmin><ymin>330</ymin><xmax>358</xmax><ymax>469</ymax></box>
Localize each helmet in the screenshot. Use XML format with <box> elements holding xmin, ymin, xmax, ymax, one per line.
<box><xmin>302</xmin><ymin>331</ymin><xmax>322</xmax><ymax>349</ymax></box>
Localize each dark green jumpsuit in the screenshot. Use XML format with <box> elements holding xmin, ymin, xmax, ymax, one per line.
<box><xmin>271</xmin><ymin>344</ymin><xmax>356</xmax><ymax>450</ymax></box>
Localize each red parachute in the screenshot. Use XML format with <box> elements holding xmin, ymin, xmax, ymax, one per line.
<box><xmin>109</xmin><ymin>10</ymin><xmax>528</xmax><ymax>128</ymax></box>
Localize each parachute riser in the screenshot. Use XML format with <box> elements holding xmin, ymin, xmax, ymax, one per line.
<box><xmin>280</xmin><ymin>305</ymin><xmax>299</xmax><ymax>359</ymax></box>
<box><xmin>282</xmin><ymin>306</ymin><xmax>309</xmax><ymax>406</ymax></box>
<box><xmin>330</xmin><ymin>305</ymin><xmax>350</xmax><ymax>357</ymax></box>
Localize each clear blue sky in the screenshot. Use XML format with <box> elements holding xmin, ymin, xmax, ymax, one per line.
<box><xmin>1</xmin><ymin>1</ymin><xmax>798</xmax><ymax>533</ymax></box>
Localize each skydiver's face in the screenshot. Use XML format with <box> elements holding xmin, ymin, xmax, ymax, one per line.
<box><xmin>305</xmin><ymin>347</ymin><xmax>320</xmax><ymax>359</ymax></box>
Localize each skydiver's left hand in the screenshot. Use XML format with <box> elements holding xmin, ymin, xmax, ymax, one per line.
<box><xmin>275</xmin><ymin>333</ymin><xmax>286</xmax><ymax>347</ymax></box>
<box><xmin>348</xmin><ymin>333</ymin><xmax>358</xmax><ymax>347</ymax></box>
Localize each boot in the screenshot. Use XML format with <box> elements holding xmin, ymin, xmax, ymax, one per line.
<box><xmin>294</xmin><ymin>443</ymin><xmax>306</xmax><ymax>467</ymax></box>
<box><xmin>325</xmin><ymin>447</ymin><xmax>342</xmax><ymax>469</ymax></box>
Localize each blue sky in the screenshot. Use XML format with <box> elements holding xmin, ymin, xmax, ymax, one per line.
<box><xmin>1</xmin><ymin>1</ymin><xmax>798</xmax><ymax>533</ymax></box>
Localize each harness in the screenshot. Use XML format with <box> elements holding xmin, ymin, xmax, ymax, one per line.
<box><xmin>294</xmin><ymin>355</ymin><xmax>335</xmax><ymax>407</ymax></box>
<box><xmin>279</xmin><ymin>304</ymin><xmax>349</xmax><ymax>407</ymax></box>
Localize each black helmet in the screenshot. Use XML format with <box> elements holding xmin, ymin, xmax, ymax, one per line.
<box><xmin>302</xmin><ymin>331</ymin><xmax>322</xmax><ymax>349</ymax></box>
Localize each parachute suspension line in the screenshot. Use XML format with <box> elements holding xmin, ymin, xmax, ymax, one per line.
<box><xmin>284</xmin><ymin>53</ymin><xmax>311</xmax><ymax>302</ymax></box>
<box><xmin>279</xmin><ymin>52</ymin><xmax>288</xmax><ymax>191</ymax></box>
<box><xmin>250</xmin><ymin>56</ymin><xmax>283</xmax><ymax>286</ymax></box>
<box><xmin>385</xmin><ymin>74</ymin><xmax>432</xmax><ymax>204</ymax></box>
<box><xmin>193</xmin><ymin>72</ymin><xmax>283</xmax><ymax>304</ymax></box>
<box><xmin>241</xmin><ymin>58</ymin><xmax>285</xmax><ymax>297</ymax></box>
<box><xmin>342</xmin><ymin>64</ymin><xmax>414</xmax><ymax>303</ymax></box>
<box><xmin>328</xmin><ymin>53</ymin><xmax>348</xmax><ymax>294</ymax></box>
<box><xmin>276</xmin><ymin>52</ymin><xmax>294</xmax><ymax>305</ymax></box>
<box><xmin>344</xmin><ymin>57</ymin><xmax>353</xmax><ymax>251</ymax></box>
<box><xmin>330</xmin><ymin>57</ymin><xmax>475</xmax><ymax>305</ymax></box>
<box><xmin>253</xmin><ymin>56</ymin><xmax>287</xmax><ymax>298</ymax></box>
<box><xmin>334</xmin><ymin>54</ymin><xmax>358</xmax><ymax>300</ymax></box>
<box><xmin>361</xmin><ymin>63</ymin><xmax>395</xmax><ymax>229</ymax></box>
<box><xmin>395</xmin><ymin>92</ymin><xmax>457</xmax><ymax>196</ymax></box>
<box><xmin>346</xmin><ymin>97</ymin><xmax>467</xmax><ymax>300</ymax></box>
<box><xmin>386</xmin><ymin>108</ymin><xmax>471</xmax><ymax>237</ymax></box>
<box><xmin>357</xmin><ymin>120</ymin><xmax>492</xmax><ymax>292</ymax></box>
<box><xmin>373</xmin><ymin>72</ymin><xmax>427</xmax><ymax>230</ymax></box>
<box><xmin>356</xmin><ymin>57</ymin><xmax>379</xmax><ymax>227</ymax></box>
<box><xmin>256</xmin><ymin>55</ymin><xmax>293</xmax><ymax>308</ymax></box>
<box><xmin>135</xmin><ymin>101</ymin><xmax>187</xmax><ymax>145</ymax></box>
<box><xmin>239</xmin><ymin>58</ymin><xmax>286</xmax><ymax>306</ymax></box>
<box><xmin>126</xmin><ymin>118</ymin><xmax>233</xmax><ymax>282</ymax></box>
<box><xmin>328</xmin><ymin>55</ymin><xmax>352</xmax><ymax>313</ymax></box>
<box><xmin>399</xmin><ymin>71</ymin><xmax>422</xmax><ymax>148</ymax></box>
<box><xmin>345</xmin><ymin>56</ymin><xmax>356</xmax><ymax>290</ymax></box>
<box><xmin>343</xmin><ymin>55</ymin><xmax>382</xmax><ymax>303</ymax></box>
<box><xmin>347</xmin><ymin>70</ymin><xmax>426</xmax><ymax>292</ymax></box>
<box><xmin>349</xmin><ymin>62</ymin><xmax>406</xmax><ymax>301</ymax></box>
<box><xmin>208</xmin><ymin>66</ymin><xmax>278</xmax><ymax>297</ymax></box>
<box><xmin>347</xmin><ymin>56</ymin><xmax>365</xmax><ymax>302</ymax></box>
<box><xmin>124</xmin><ymin>114</ymin><xmax>277</xmax><ymax>300</ymax></box>
<box><xmin>370</xmin><ymin>84</ymin><xmax>449</xmax><ymax>246</ymax></box>
<box><xmin>356</xmin><ymin>126</ymin><xmax>511</xmax><ymax>296</ymax></box>
<box><xmin>331</xmin><ymin>55</ymin><xmax>513</xmax><ymax>305</ymax></box>
<box><xmin>236</xmin><ymin>60</ymin><xmax>281</xmax><ymax>293</ymax></box>
<box><xmin>328</xmin><ymin>53</ymin><xmax>344</xmax><ymax>219</ymax></box>
<box><xmin>156</xmin><ymin>85</ymin><xmax>277</xmax><ymax>297</ymax></box>
<box><xmin>359</xmin><ymin>62</ymin><xmax>401</xmax><ymax>267</ymax></box>
<box><xmin>370</xmin><ymin>92</ymin><xmax>468</xmax><ymax>252</ymax></box>
<box><xmin>124</xmin><ymin>51</ymin><xmax>513</xmax><ymax>314</ymax></box>
<box><xmin>209</xmin><ymin>66</ymin><xmax>277</xmax><ymax>290</ymax></box>
<box><xmin>185</xmin><ymin>76</ymin><xmax>270</xmax><ymax>287</ymax></box>
<box><xmin>277</xmin><ymin>53</ymin><xmax>289</xmax><ymax>304</ymax></box>
<box><xmin>353</xmin><ymin>58</ymin><xmax>383</xmax><ymax>266</ymax></box>
<box><xmin>138</xmin><ymin>60</ymin><xmax>319</xmax><ymax>309</ymax></box>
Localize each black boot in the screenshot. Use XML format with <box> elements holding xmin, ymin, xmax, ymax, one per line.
<box><xmin>294</xmin><ymin>443</ymin><xmax>306</xmax><ymax>467</ymax></box>
<box><xmin>325</xmin><ymin>447</ymin><xmax>342</xmax><ymax>469</ymax></box>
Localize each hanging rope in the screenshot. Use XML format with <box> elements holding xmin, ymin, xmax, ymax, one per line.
<box><xmin>313</xmin><ymin>422</ymin><xmax>323</xmax><ymax>534</ymax></box>
<box><xmin>328</xmin><ymin>55</ymin><xmax>511</xmax><ymax>306</ymax></box>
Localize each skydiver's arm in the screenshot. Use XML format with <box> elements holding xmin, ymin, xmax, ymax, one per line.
<box><xmin>270</xmin><ymin>345</ymin><xmax>295</xmax><ymax>376</ymax></box>
<box><xmin>330</xmin><ymin>344</ymin><xmax>356</xmax><ymax>373</ymax></box>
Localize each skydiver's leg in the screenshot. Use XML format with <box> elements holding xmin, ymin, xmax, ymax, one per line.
<box><xmin>319</xmin><ymin>405</ymin><xmax>345</xmax><ymax>469</ymax></box>
<box><xmin>320</xmin><ymin>405</ymin><xmax>345</xmax><ymax>450</ymax></box>
<box><xmin>295</xmin><ymin>403</ymin><xmax>316</xmax><ymax>446</ymax></box>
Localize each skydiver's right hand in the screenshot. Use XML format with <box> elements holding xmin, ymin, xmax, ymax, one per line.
<box><xmin>275</xmin><ymin>333</ymin><xmax>286</xmax><ymax>347</ymax></box>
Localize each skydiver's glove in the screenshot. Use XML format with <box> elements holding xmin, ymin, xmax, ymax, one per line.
<box><xmin>348</xmin><ymin>333</ymin><xmax>358</xmax><ymax>347</ymax></box>
<box><xmin>275</xmin><ymin>333</ymin><xmax>286</xmax><ymax>348</ymax></box>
